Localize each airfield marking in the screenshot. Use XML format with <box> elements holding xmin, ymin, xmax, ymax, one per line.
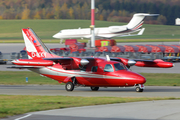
<box><xmin>14</xmin><ymin>114</ymin><xmax>32</xmax><ymax>120</ymax></box>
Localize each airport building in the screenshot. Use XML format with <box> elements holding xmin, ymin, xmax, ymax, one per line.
<box><xmin>175</xmin><ymin>18</ymin><xmax>180</xmax><ymax>25</ymax></box>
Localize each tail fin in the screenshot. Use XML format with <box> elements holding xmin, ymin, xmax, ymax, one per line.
<box><xmin>22</xmin><ymin>28</ymin><xmax>58</xmax><ymax>59</ymax></box>
<box><xmin>127</xmin><ymin>13</ymin><xmax>159</xmax><ymax>30</ymax></box>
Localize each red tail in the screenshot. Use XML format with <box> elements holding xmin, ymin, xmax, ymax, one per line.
<box><xmin>22</xmin><ymin>28</ymin><xmax>59</xmax><ymax>59</ymax></box>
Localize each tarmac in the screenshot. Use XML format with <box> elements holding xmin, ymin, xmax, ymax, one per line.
<box><xmin>0</xmin><ymin>85</ymin><xmax>180</xmax><ymax>98</ymax></box>
<box><xmin>3</xmin><ymin>100</ymin><xmax>180</xmax><ymax>120</ymax></box>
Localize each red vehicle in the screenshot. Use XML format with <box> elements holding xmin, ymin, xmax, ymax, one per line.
<box><xmin>135</xmin><ymin>45</ymin><xmax>152</xmax><ymax>53</ymax></box>
<box><xmin>10</xmin><ymin>28</ymin><xmax>174</xmax><ymax>92</ymax></box>
<box><xmin>65</xmin><ymin>39</ymin><xmax>77</xmax><ymax>46</ymax></box>
<box><xmin>95</xmin><ymin>39</ymin><xmax>116</xmax><ymax>47</ymax></box>
<box><xmin>158</xmin><ymin>45</ymin><xmax>179</xmax><ymax>54</ymax></box>
<box><xmin>146</xmin><ymin>45</ymin><xmax>165</xmax><ymax>53</ymax></box>
<box><xmin>97</xmin><ymin>46</ymin><xmax>112</xmax><ymax>52</ymax></box>
<box><xmin>111</xmin><ymin>45</ymin><xmax>125</xmax><ymax>53</ymax></box>
<box><xmin>123</xmin><ymin>45</ymin><xmax>139</xmax><ymax>52</ymax></box>
<box><xmin>69</xmin><ymin>43</ymin><xmax>85</xmax><ymax>53</ymax></box>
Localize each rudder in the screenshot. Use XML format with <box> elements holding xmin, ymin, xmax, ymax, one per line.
<box><xmin>127</xmin><ymin>13</ymin><xmax>159</xmax><ymax>30</ymax></box>
<box><xmin>22</xmin><ymin>28</ymin><xmax>57</xmax><ymax>59</ymax></box>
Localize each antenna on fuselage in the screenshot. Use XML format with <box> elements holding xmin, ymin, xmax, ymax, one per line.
<box><xmin>106</xmin><ymin>55</ymin><xmax>110</xmax><ymax>62</ymax></box>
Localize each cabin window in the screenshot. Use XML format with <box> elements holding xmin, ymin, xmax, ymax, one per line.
<box><xmin>114</xmin><ymin>63</ymin><xmax>126</xmax><ymax>71</ymax></box>
<box><xmin>91</xmin><ymin>66</ymin><xmax>98</xmax><ymax>72</ymax></box>
<box><xmin>104</xmin><ymin>64</ymin><xmax>114</xmax><ymax>72</ymax></box>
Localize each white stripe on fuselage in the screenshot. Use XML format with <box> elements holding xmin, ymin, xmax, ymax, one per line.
<box><xmin>31</xmin><ymin>66</ymin><xmax>132</xmax><ymax>80</ymax></box>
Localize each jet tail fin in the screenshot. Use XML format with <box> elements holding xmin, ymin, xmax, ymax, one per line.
<box><xmin>22</xmin><ymin>28</ymin><xmax>58</xmax><ymax>59</ymax></box>
<box><xmin>127</xmin><ymin>13</ymin><xmax>159</xmax><ymax>30</ymax></box>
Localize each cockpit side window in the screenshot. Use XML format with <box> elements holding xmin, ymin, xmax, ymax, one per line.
<box><xmin>91</xmin><ymin>66</ymin><xmax>98</xmax><ymax>72</ymax></box>
<box><xmin>104</xmin><ymin>64</ymin><xmax>114</xmax><ymax>72</ymax></box>
<box><xmin>114</xmin><ymin>63</ymin><xmax>126</xmax><ymax>71</ymax></box>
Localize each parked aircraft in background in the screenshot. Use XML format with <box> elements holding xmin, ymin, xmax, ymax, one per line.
<box><xmin>10</xmin><ymin>28</ymin><xmax>173</xmax><ymax>92</ymax></box>
<box><xmin>53</xmin><ymin>13</ymin><xmax>158</xmax><ymax>39</ymax></box>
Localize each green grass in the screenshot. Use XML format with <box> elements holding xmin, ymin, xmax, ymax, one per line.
<box><xmin>0</xmin><ymin>19</ymin><xmax>180</xmax><ymax>40</ymax></box>
<box><xmin>141</xmin><ymin>73</ymin><xmax>180</xmax><ymax>86</ymax></box>
<box><xmin>0</xmin><ymin>95</ymin><xmax>178</xmax><ymax>118</ymax></box>
<box><xmin>0</xmin><ymin>71</ymin><xmax>180</xmax><ymax>86</ymax></box>
<box><xmin>0</xmin><ymin>71</ymin><xmax>59</xmax><ymax>85</ymax></box>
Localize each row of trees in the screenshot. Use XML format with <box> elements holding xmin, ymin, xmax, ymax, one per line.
<box><xmin>0</xmin><ymin>0</ymin><xmax>180</xmax><ymax>25</ymax></box>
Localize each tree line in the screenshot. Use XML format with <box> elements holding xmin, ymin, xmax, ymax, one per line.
<box><xmin>0</xmin><ymin>0</ymin><xmax>180</xmax><ymax>25</ymax></box>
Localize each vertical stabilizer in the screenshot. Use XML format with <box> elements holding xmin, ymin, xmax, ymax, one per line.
<box><xmin>127</xmin><ymin>13</ymin><xmax>159</xmax><ymax>30</ymax></box>
<box><xmin>22</xmin><ymin>28</ymin><xmax>58</xmax><ymax>59</ymax></box>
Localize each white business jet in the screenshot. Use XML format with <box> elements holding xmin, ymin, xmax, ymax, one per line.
<box><xmin>53</xmin><ymin>13</ymin><xmax>159</xmax><ymax>39</ymax></box>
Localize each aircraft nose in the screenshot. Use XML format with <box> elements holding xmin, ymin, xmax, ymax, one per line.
<box><xmin>53</xmin><ymin>33</ymin><xmax>60</xmax><ymax>38</ymax></box>
<box><xmin>126</xmin><ymin>71</ymin><xmax>146</xmax><ymax>84</ymax></box>
<box><xmin>137</xmin><ymin>75</ymin><xmax>146</xmax><ymax>84</ymax></box>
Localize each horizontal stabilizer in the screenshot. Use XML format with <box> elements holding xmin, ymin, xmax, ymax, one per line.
<box><xmin>137</xmin><ymin>28</ymin><xmax>145</xmax><ymax>35</ymax></box>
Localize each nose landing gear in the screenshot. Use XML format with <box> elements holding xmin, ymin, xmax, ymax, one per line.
<box><xmin>135</xmin><ymin>84</ymin><xmax>144</xmax><ymax>92</ymax></box>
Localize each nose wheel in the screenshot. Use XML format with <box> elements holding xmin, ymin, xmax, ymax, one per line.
<box><xmin>135</xmin><ymin>84</ymin><xmax>144</xmax><ymax>92</ymax></box>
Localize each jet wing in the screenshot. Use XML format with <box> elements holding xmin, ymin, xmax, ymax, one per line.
<box><xmin>116</xmin><ymin>28</ymin><xmax>145</xmax><ymax>37</ymax></box>
<box><xmin>92</xmin><ymin>28</ymin><xmax>145</xmax><ymax>39</ymax></box>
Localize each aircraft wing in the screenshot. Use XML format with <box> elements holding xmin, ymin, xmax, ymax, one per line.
<box><xmin>91</xmin><ymin>28</ymin><xmax>145</xmax><ymax>39</ymax></box>
<box><xmin>44</xmin><ymin>57</ymin><xmax>95</xmax><ymax>70</ymax></box>
<box><xmin>7</xmin><ymin>66</ymin><xmax>37</xmax><ymax>69</ymax></box>
<box><xmin>134</xmin><ymin>59</ymin><xmax>174</xmax><ymax>68</ymax></box>
<box><xmin>43</xmin><ymin>57</ymin><xmax>73</xmax><ymax>62</ymax></box>
<box><xmin>111</xmin><ymin>57</ymin><xmax>174</xmax><ymax>68</ymax></box>
<box><xmin>116</xmin><ymin>28</ymin><xmax>145</xmax><ymax>37</ymax></box>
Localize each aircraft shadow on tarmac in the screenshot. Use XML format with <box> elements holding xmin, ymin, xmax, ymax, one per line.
<box><xmin>72</xmin><ymin>86</ymin><xmax>180</xmax><ymax>93</ymax></box>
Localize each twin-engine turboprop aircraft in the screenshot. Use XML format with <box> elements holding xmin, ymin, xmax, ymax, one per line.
<box><xmin>10</xmin><ymin>28</ymin><xmax>173</xmax><ymax>92</ymax></box>
<box><xmin>53</xmin><ymin>13</ymin><xmax>158</xmax><ymax>39</ymax></box>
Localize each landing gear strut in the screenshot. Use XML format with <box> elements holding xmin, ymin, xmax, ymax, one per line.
<box><xmin>135</xmin><ymin>84</ymin><xmax>144</xmax><ymax>92</ymax></box>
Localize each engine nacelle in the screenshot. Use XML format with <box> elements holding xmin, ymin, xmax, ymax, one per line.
<box><xmin>80</xmin><ymin>59</ymin><xmax>89</xmax><ymax>66</ymax></box>
<box><xmin>116</xmin><ymin>57</ymin><xmax>136</xmax><ymax>67</ymax></box>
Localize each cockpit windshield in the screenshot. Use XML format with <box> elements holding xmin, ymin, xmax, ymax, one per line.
<box><xmin>104</xmin><ymin>64</ymin><xmax>114</xmax><ymax>72</ymax></box>
<box><xmin>104</xmin><ymin>63</ymin><xmax>126</xmax><ymax>72</ymax></box>
<box><xmin>114</xmin><ymin>63</ymin><xmax>126</xmax><ymax>71</ymax></box>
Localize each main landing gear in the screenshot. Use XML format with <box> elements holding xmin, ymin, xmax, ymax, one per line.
<box><xmin>135</xmin><ymin>84</ymin><xmax>144</xmax><ymax>92</ymax></box>
<box><xmin>65</xmin><ymin>82</ymin><xmax>74</xmax><ymax>91</ymax></box>
<box><xmin>90</xmin><ymin>87</ymin><xmax>99</xmax><ymax>91</ymax></box>
<box><xmin>65</xmin><ymin>77</ymin><xmax>76</xmax><ymax>91</ymax></box>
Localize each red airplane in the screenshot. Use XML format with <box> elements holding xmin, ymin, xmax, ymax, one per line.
<box><xmin>10</xmin><ymin>28</ymin><xmax>174</xmax><ymax>92</ymax></box>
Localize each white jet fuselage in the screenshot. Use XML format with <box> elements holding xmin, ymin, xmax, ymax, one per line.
<box><xmin>53</xmin><ymin>13</ymin><xmax>159</xmax><ymax>39</ymax></box>
<box><xmin>53</xmin><ymin>25</ymin><xmax>140</xmax><ymax>39</ymax></box>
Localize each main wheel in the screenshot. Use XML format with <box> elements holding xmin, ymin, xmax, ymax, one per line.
<box><xmin>135</xmin><ymin>87</ymin><xmax>143</xmax><ymax>92</ymax></box>
<box><xmin>90</xmin><ymin>87</ymin><xmax>99</xmax><ymax>91</ymax></box>
<box><xmin>65</xmin><ymin>82</ymin><xmax>74</xmax><ymax>91</ymax></box>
